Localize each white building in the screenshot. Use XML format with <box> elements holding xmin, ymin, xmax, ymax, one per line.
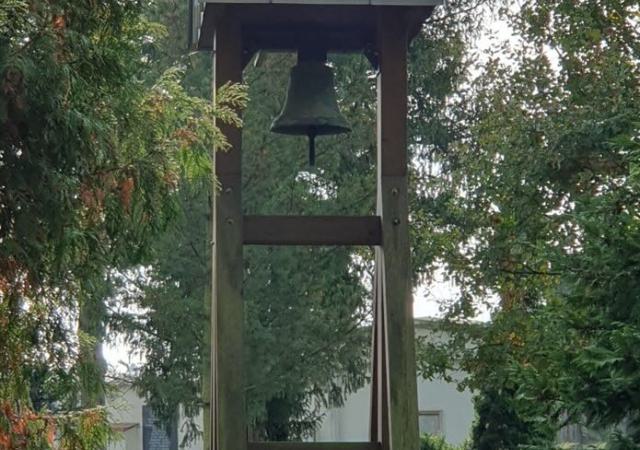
<box><xmin>107</xmin><ymin>383</ymin><xmax>202</xmax><ymax>450</ymax></box>
<box><xmin>313</xmin><ymin>373</ymin><xmax>474</xmax><ymax>446</ymax></box>
<box><xmin>314</xmin><ymin>319</ymin><xmax>474</xmax><ymax>446</ymax></box>
<box><xmin>106</xmin><ymin>318</ymin><xmax>474</xmax><ymax>450</ymax></box>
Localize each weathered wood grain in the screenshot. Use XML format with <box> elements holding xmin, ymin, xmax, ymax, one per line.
<box><xmin>373</xmin><ymin>8</ymin><xmax>420</xmax><ymax>450</ymax></box>
<box><xmin>211</xmin><ymin>16</ymin><xmax>247</xmax><ymax>450</ymax></box>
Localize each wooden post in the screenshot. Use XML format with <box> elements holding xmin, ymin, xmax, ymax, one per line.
<box><xmin>211</xmin><ymin>16</ymin><xmax>246</xmax><ymax>450</ymax></box>
<box><xmin>371</xmin><ymin>8</ymin><xmax>420</xmax><ymax>450</ymax></box>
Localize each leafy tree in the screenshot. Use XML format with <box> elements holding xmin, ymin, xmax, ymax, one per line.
<box><xmin>413</xmin><ymin>0</ymin><xmax>640</xmax><ymax>447</ymax></box>
<box><xmin>470</xmin><ymin>387</ymin><xmax>553</xmax><ymax>450</ymax></box>
<box><xmin>0</xmin><ymin>0</ymin><xmax>244</xmax><ymax>445</ymax></box>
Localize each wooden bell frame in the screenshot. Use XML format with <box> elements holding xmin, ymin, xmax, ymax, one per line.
<box><xmin>200</xmin><ymin>3</ymin><xmax>438</xmax><ymax>450</ymax></box>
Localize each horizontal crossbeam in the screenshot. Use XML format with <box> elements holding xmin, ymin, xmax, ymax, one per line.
<box><xmin>243</xmin><ymin>215</ymin><xmax>382</xmax><ymax>246</ymax></box>
<box><xmin>248</xmin><ymin>442</ymin><xmax>381</xmax><ymax>450</ymax></box>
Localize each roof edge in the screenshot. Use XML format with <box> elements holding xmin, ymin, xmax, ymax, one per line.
<box><xmin>202</xmin><ymin>0</ymin><xmax>442</xmax><ymax>4</ymax></box>
<box><xmin>189</xmin><ymin>0</ymin><xmax>443</xmax><ymax>50</ymax></box>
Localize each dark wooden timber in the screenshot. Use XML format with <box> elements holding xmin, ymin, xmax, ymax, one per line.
<box><xmin>243</xmin><ymin>216</ymin><xmax>382</xmax><ymax>246</ymax></box>
<box><xmin>211</xmin><ymin>16</ymin><xmax>246</xmax><ymax>450</ymax></box>
<box><xmin>249</xmin><ymin>443</ymin><xmax>381</xmax><ymax>450</ymax></box>
<box><xmin>370</xmin><ymin>8</ymin><xmax>420</xmax><ymax>450</ymax></box>
<box><xmin>198</xmin><ymin>4</ymin><xmax>434</xmax><ymax>52</ymax></box>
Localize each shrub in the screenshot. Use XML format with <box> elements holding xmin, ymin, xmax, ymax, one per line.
<box><xmin>420</xmin><ymin>434</ymin><xmax>470</xmax><ymax>450</ymax></box>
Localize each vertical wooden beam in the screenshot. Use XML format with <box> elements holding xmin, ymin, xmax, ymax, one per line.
<box><xmin>370</xmin><ymin>261</ymin><xmax>389</xmax><ymax>450</ymax></box>
<box><xmin>211</xmin><ymin>15</ymin><xmax>246</xmax><ymax>450</ymax></box>
<box><xmin>203</xmin><ymin>286</ymin><xmax>212</xmax><ymax>450</ymax></box>
<box><xmin>370</xmin><ymin>264</ymin><xmax>380</xmax><ymax>443</ymax></box>
<box><xmin>372</xmin><ymin>7</ymin><xmax>419</xmax><ymax>450</ymax></box>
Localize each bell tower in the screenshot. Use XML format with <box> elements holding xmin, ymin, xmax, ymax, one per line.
<box><xmin>190</xmin><ymin>2</ymin><xmax>442</xmax><ymax>450</ymax></box>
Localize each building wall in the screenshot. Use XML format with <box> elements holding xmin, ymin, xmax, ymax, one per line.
<box><xmin>417</xmin><ymin>373</ymin><xmax>474</xmax><ymax>445</ymax></box>
<box><xmin>312</xmin><ymin>373</ymin><xmax>474</xmax><ymax>446</ymax></box>
<box><xmin>313</xmin><ymin>322</ymin><xmax>475</xmax><ymax>445</ymax></box>
<box><xmin>107</xmin><ymin>387</ymin><xmax>144</xmax><ymax>450</ymax></box>
<box><xmin>106</xmin><ymin>384</ymin><xmax>203</xmax><ymax>450</ymax></box>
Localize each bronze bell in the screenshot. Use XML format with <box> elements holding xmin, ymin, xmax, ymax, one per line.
<box><xmin>271</xmin><ymin>49</ymin><xmax>350</xmax><ymax>166</ymax></box>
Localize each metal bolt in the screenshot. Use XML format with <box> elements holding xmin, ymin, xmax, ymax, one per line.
<box><xmin>392</xmin><ymin>218</ymin><xmax>401</xmax><ymax>225</ymax></box>
<box><xmin>391</xmin><ymin>187</ymin><xmax>399</xmax><ymax>196</ymax></box>
<box><xmin>226</xmin><ymin>218</ymin><xmax>234</xmax><ymax>225</ymax></box>
<box><xmin>224</xmin><ymin>186</ymin><xmax>233</xmax><ymax>195</ymax></box>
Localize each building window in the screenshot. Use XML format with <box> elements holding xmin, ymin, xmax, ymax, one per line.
<box><xmin>418</xmin><ymin>411</ymin><xmax>443</xmax><ymax>436</ymax></box>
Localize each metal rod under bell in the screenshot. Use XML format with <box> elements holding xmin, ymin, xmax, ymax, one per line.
<box><xmin>308</xmin><ymin>134</ymin><xmax>316</xmax><ymax>166</ymax></box>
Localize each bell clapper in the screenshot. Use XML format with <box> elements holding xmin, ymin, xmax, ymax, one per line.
<box><xmin>308</xmin><ymin>132</ymin><xmax>316</xmax><ymax>166</ymax></box>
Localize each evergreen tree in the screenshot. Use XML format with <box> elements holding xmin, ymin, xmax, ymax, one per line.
<box><xmin>0</xmin><ymin>0</ymin><xmax>244</xmax><ymax>445</ymax></box>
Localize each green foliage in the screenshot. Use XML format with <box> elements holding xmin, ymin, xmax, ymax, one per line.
<box><xmin>471</xmin><ymin>387</ymin><xmax>554</xmax><ymax>450</ymax></box>
<box><xmin>0</xmin><ymin>0</ymin><xmax>244</xmax><ymax>442</ymax></box>
<box><xmin>413</xmin><ymin>0</ymin><xmax>640</xmax><ymax>447</ymax></box>
<box><xmin>420</xmin><ymin>434</ymin><xmax>470</xmax><ymax>450</ymax></box>
<box><xmin>0</xmin><ymin>403</ymin><xmax>114</xmax><ymax>450</ymax></box>
<box><xmin>241</xmin><ymin>52</ymin><xmax>375</xmax><ymax>430</ymax></box>
<box><xmin>1</xmin><ymin>0</ymin><xmax>244</xmax><ymax>291</ymax></box>
<box><xmin>56</xmin><ymin>407</ymin><xmax>114</xmax><ymax>450</ymax></box>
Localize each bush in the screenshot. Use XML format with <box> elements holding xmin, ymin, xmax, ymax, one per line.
<box><xmin>470</xmin><ymin>388</ymin><xmax>555</xmax><ymax>450</ymax></box>
<box><xmin>420</xmin><ymin>434</ymin><xmax>470</xmax><ymax>450</ymax></box>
